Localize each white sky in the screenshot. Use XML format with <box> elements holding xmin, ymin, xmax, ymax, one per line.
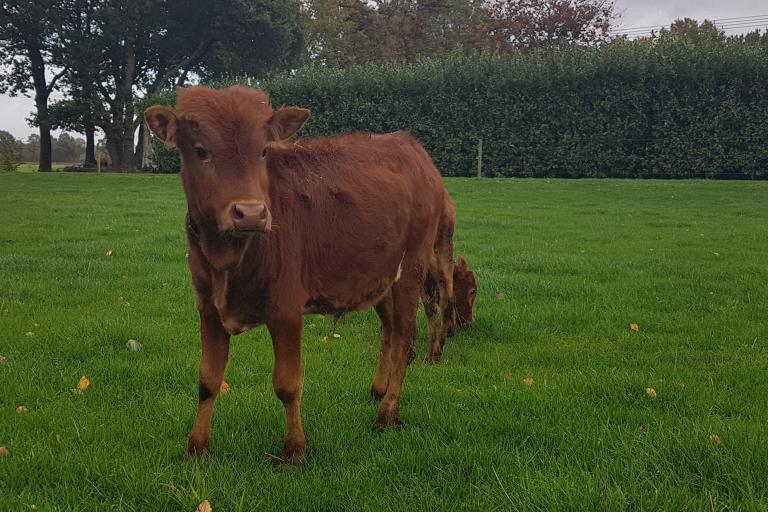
<box><xmin>1</xmin><ymin>0</ymin><xmax>766</xmax><ymax>140</ymax></box>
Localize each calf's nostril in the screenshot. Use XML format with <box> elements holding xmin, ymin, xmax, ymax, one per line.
<box><xmin>232</xmin><ymin>205</ymin><xmax>245</xmax><ymax>220</ymax></box>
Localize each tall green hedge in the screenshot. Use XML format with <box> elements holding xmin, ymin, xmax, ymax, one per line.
<box><xmin>146</xmin><ymin>40</ymin><xmax>768</xmax><ymax>178</ymax></box>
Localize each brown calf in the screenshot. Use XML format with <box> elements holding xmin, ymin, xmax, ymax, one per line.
<box><xmin>145</xmin><ymin>86</ymin><xmax>446</xmax><ymax>463</ymax></box>
<box><xmin>419</xmin><ymin>194</ymin><xmax>477</xmax><ymax>363</ymax></box>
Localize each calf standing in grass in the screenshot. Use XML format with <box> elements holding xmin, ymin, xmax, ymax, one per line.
<box><xmin>419</xmin><ymin>194</ymin><xmax>477</xmax><ymax>363</ymax></box>
<box><xmin>145</xmin><ymin>86</ymin><xmax>445</xmax><ymax>463</ymax></box>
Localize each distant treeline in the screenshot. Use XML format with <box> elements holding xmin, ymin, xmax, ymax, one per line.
<box><xmin>149</xmin><ymin>38</ymin><xmax>768</xmax><ymax>179</ymax></box>
<box><xmin>0</xmin><ymin>131</ymin><xmax>86</xmax><ymax>170</ymax></box>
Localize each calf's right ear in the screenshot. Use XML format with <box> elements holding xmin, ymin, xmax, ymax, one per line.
<box><xmin>144</xmin><ymin>105</ymin><xmax>178</xmax><ymax>148</ymax></box>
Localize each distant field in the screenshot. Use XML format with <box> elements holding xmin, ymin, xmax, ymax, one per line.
<box><xmin>1</xmin><ymin>172</ymin><xmax>767</xmax><ymax>511</ymax></box>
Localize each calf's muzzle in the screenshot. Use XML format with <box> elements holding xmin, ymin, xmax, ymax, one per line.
<box><xmin>230</xmin><ymin>201</ymin><xmax>271</xmax><ymax>234</ymax></box>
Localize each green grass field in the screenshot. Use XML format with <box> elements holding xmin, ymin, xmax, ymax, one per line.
<box><xmin>1</xmin><ymin>172</ymin><xmax>767</xmax><ymax>511</ymax></box>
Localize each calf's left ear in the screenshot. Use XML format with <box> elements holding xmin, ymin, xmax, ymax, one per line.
<box><xmin>268</xmin><ymin>107</ymin><xmax>310</xmax><ymax>142</ymax></box>
<box><xmin>144</xmin><ymin>105</ymin><xmax>179</xmax><ymax>148</ymax></box>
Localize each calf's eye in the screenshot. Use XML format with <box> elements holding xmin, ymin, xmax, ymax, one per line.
<box><xmin>195</xmin><ymin>146</ymin><xmax>208</xmax><ymax>159</ymax></box>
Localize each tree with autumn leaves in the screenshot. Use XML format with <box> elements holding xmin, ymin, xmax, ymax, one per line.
<box><xmin>307</xmin><ymin>0</ymin><xmax>617</xmax><ymax>66</ymax></box>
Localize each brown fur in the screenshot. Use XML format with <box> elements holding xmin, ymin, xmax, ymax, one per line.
<box><xmin>145</xmin><ymin>86</ymin><xmax>446</xmax><ymax>463</ymax></box>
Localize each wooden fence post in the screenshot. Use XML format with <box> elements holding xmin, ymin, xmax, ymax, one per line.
<box><xmin>476</xmin><ymin>137</ymin><xmax>483</xmax><ymax>178</ymax></box>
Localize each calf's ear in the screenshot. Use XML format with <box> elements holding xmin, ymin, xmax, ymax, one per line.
<box><xmin>268</xmin><ymin>107</ymin><xmax>310</xmax><ymax>141</ymax></box>
<box><xmin>144</xmin><ymin>105</ymin><xmax>178</xmax><ymax>148</ymax></box>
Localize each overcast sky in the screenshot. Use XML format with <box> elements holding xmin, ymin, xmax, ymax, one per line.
<box><xmin>1</xmin><ymin>0</ymin><xmax>766</xmax><ymax>140</ymax></box>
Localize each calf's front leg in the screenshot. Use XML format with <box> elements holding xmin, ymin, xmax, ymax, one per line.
<box><xmin>268</xmin><ymin>315</ymin><xmax>306</xmax><ymax>464</ymax></box>
<box><xmin>188</xmin><ymin>303</ymin><xmax>230</xmax><ymax>457</ymax></box>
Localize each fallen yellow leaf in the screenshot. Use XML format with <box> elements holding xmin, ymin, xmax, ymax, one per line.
<box><xmin>332</xmin><ymin>333</ymin><xmax>341</xmax><ymax>339</ymax></box>
<box><xmin>676</xmin><ymin>382</ymin><xmax>686</xmax><ymax>390</ymax></box>
<box><xmin>645</xmin><ymin>387</ymin><xmax>657</xmax><ymax>400</ymax></box>
<box><xmin>106</xmin><ymin>249</ymin><xmax>113</xmax><ymax>257</ymax></box>
<box><xmin>196</xmin><ymin>500</ymin><xmax>212</xmax><ymax>512</ymax></box>
<box><xmin>77</xmin><ymin>376</ymin><xmax>90</xmax><ymax>391</ymax></box>
<box><xmin>504</xmin><ymin>372</ymin><xmax>513</xmax><ymax>382</ymax></box>
<box><xmin>0</xmin><ymin>446</ymin><xmax>9</xmax><ymax>457</ymax></box>
<box><xmin>321</xmin><ymin>335</ymin><xmax>328</xmax><ymax>344</ymax></box>
<box><xmin>629</xmin><ymin>323</ymin><xmax>639</xmax><ymax>332</ymax></box>
<box><xmin>709</xmin><ymin>434</ymin><xmax>721</xmax><ymax>446</ymax></box>
<box><xmin>16</xmin><ymin>405</ymin><xmax>29</xmax><ymax>414</ymax></box>
<box><xmin>522</xmin><ymin>377</ymin><xmax>534</xmax><ymax>386</ymax></box>
<box><xmin>713</xmin><ymin>252</ymin><xmax>720</xmax><ymax>257</ymax></box>
<box><xmin>220</xmin><ymin>381</ymin><xmax>230</xmax><ymax>394</ymax></box>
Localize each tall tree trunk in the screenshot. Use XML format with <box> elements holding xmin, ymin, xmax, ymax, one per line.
<box><xmin>84</xmin><ymin>119</ymin><xmax>96</xmax><ymax>167</ymax></box>
<box><xmin>37</xmin><ymin>121</ymin><xmax>53</xmax><ymax>172</ymax></box>
<box><xmin>27</xmin><ymin>39</ymin><xmax>53</xmax><ymax>172</ymax></box>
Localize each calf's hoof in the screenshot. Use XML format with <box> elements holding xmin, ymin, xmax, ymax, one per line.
<box><xmin>374</xmin><ymin>408</ymin><xmax>400</xmax><ymax>432</ymax></box>
<box><xmin>279</xmin><ymin>438</ymin><xmax>307</xmax><ymax>465</ymax></box>
<box><xmin>186</xmin><ymin>436</ymin><xmax>210</xmax><ymax>459</ymax></box>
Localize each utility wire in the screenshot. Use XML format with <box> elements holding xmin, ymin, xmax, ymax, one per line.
<box><xmin>610</xmin><ymin>13</ymin><xmax>768</xmax><ymax>37</ymax></box>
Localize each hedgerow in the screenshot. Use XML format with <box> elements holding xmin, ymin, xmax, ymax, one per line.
<box><xmin>146</xmin><ymin>40</ymin><xmax>768</xmax><ymax>178</ymax></box>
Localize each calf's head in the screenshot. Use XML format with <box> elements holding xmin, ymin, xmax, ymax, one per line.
<box><xmin>453</xmin><ymin>256</ymin><xmax>477</xmax><ymax>327</ymax></box>
<box><xmin>144</xmin><ymin>87</ymin><xmax>309</xmax><ymax>268</ymax></box>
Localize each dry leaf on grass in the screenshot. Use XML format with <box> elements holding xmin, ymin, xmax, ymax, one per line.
<box><xmin>16</xmin><ymin>405</ymin><xmax>29</xmax><ymax>414</ymax></box>
<box><xmin>196</xmin><ymin>500</ymin><xmax>212</xmax><ymax>512</ymax></box>
<box><xmin>496</xmin><ymin>292</ymin><xmax>505</xmax><ymax>301</ymax></box>
<box><xmin>77</xmin><ymin>376</ymin><xmax>90</xmax><ymax>391</ymax></box>
<box><xmin>504</xmin><ymin>373</ymin><xmax>513</xmax><ymax>382</ymax></box>
<box><xmin>332</xmin><ymin>333</ymin><xmax>341</xmax><ymax>339</ymax></box>
<box><xmin>106</xmin><ymin>249</ymin><xmax>113</xmax><ymax>257</ymax></box>
<box><xmin>709</xmin><ymin>434</ymin><xmax>721</xmax><ymax>446</ymax></box>
<box><xmin>126</xmin><ymin>339</ymin><xmax>142</xmax><ymax>351</ymax></box>
<box><xmin>0</xmin><ymin>446</ymin><xmax>9</xmax><ymax>457</ymax></box>
<box><xmin>321</xmin><ymin>336</ymin><xmax>328</xmax><ymax>345</ymax></box>
<box><xmin>645</xmin><ymin>387</ymin><xmax>657</xmax><ymax>400</ymax></box>
<box><xmin>629</xmin><ymin>323</ymin><xmax>639</xmax><ymax>332</ymax></box>
<box><xmin>219</xmin><ymin>381</ymin><xmax>230</xmax><ymax>394</ymax></box>
<box><xmin>522</xmin><ymin>377</ymin><xmax>534</xmax><ymax>386</ymax></box>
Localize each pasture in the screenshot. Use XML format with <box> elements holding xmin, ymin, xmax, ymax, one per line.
<box><xmin>1</xmin><ymin>172</ymin><xmax>767</xmax><ymax>511</ymax></box>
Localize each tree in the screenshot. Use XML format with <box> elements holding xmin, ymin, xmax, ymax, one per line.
<box><xmin>52</xmin><ymin>132</ymin><xmax>85</xmax><ymax>163</ymax></box>
<box><xmin>660</xmin><ymin>18</ymin><xmax>726</xmax><ymax>47</ymax></box>
<box><xmin>308</xmin><ymin>0</ymin><xmax>483</xmax><ymax>65</ymax></box>
<box><xmin>0</xmin><ymin>130</ymin><xmax>19</xmax><ymax>171</ymax></box>
<box><xmin>18</xmin><ymin>134</ymin><xmax>40</xmax><ymax>162</ymax></box>
<box><xmin>52</xmin><ymin>0</ymin><xmax>306</xmax><ymax>170</ymax></box>
<box><xmin>471</xmin><ymin>0</ymin><xmax>615</xmax><ymax>51</ymax></box>
<box><xmin>0</xmin><ymin>0</ymin><xmax>67</xmax><ymax>172</ymax></box>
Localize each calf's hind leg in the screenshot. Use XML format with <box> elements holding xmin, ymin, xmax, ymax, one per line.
<box><xmin>371</xmin><ymin>296</ymin><xmax>394</xmax><ymax>401</ymax></box>
<box><xmin>375</xmin><ymin>259</ymin><xmax>425</xmax><ymax>431</ymax></box>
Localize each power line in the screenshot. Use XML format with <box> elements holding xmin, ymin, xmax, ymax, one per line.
<box><xmin>611</xmin><ymin>13</ymin><xmax>768</xmax><ymax>37</ymax></box>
